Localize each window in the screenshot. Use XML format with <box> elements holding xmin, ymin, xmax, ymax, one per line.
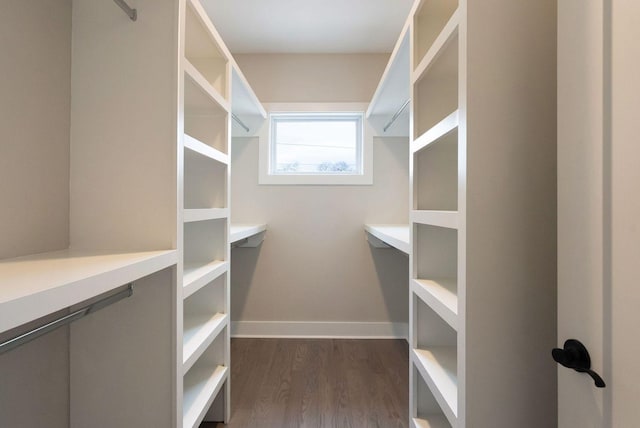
<box><xmin>271</xmin><ymin>113</ymin><xmax>363</xmax><ymax>175</ymax></box>
<box><xmin>259</xmin><ymin>103</ymin><xmax>373</xmax><ymax>185</ymax></box>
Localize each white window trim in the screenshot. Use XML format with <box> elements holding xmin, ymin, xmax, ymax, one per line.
<box><xmin>258</xmin><ymin>103</ymin><xmax>374</xmax><ymax>185</ymax></box>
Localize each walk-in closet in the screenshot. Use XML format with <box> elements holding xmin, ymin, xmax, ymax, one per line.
<box><xmin>2</xmin><ymin>0</ymin><xmax>579</xmax><ymax>426</ymax></box>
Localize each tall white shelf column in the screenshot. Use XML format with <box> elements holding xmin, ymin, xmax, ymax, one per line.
<box><xmin>178</xmin><ymin>0</ymin><xmax>233</xmax><ymax>426</ymax></box>
<box><xmin>408</xmin><ymin>0</ymin><xmax>557</xmax><ymax>427</ymax></box>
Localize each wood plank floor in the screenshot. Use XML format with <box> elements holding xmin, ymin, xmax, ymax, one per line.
<box><xmin>204</xmin><ymin>338</ymin><xmax>409</xmax><ymax>428</ymax></box>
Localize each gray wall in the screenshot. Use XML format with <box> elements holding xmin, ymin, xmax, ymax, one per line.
<box><xmin>0</xmin><ymin>1</ymin><xmax>72</xmax><ymax>427</ymax></box>
<box><xmin>231</xmin><ymin>54</ymin><xmax>410</xmax><ymax>331</ymax></box>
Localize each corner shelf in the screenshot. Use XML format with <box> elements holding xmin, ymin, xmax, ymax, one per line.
<box><xmin>0</xmin><ymin>249</ymin><xmax>178</xmax><ymax>333</ymax></box>
<box><xmin>411</xmin><ymin>279</ymin><xmax>458</xmax><ymax>331</ymax></box>
<box><xmin>364</xmin><ymin>224</ymin><xmax>410</xmax><ymax>254</ymax></box>
<box><xmin>412</xmin><ymin>347</ymin><xmax>458</xmax><ymax>426</ymax></box>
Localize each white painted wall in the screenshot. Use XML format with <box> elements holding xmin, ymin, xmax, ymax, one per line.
<box><xmin>0</xmin><ymin>0</ymin><xmax>71</xmax><ymax>260</ymax></box>
<box><xmin>230</xmin><ymin>54</ymin><xmax>410</xmax><ymax>335</ymax></box>
<box><xmin>0</xmin><ymin>1</ymin><xmax>71</xmax><ymax>427</ymax></box>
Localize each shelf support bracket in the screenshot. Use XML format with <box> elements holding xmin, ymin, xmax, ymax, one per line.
<box><xmin>0</xmin><ymin>284</ymin><xmax>134</xmax><ymax>355</ymax></box>
<box><xmin>113</xmin><ymin>0</ymin><xmax>137</xmax><ymax>21</ymax></box>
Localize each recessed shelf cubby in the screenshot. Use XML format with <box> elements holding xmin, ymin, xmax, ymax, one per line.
<box><xmin>413</xmin><ymin>0</ymin><xmax>459</xmax><ymax>72</ymax></box>
<box><xmin>184</xmin><ymin>148</ymin><xmax>227</xmax><ymax>210</ymax></box>
<box><xmin>185</xmin><ymin>0</ymin><xmax>229</xmax><ymax>100</ymax></box>
<box><xmin>183</xmin><ymin>219</ymin><xmax>227</xmax><ymax>268</ymax></box>
<box><xmin>413</xmin><ymin>130</ymin><xmax>458</xmax><ymax>211</ymax></box>
<box><xmin>413</xmin><ymin>33</ymin><xmax>458</xmax><ymax>138</ymax></box>
<box><xmin>414</xmin><ymin>224</ymin><xmax>457</xmax><ymax>280</ymax></box>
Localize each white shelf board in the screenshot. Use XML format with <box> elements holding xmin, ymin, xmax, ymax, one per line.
<box><xmin>411</xmin><ymin>210</ymin><xmax>458</xmax><ymax>230</ymax></box>
<box><xmin>412</xmin><ymin>279</ymin><xmax>458</xmax><ymax>331</ymax></box>
<box><xmin>413</xmin><ymin>416</ymin><xmax>451</xmax><ymax>428</ymax></box>
<box><xmin>412</xmin><ymin>111</ymin><xmax>458</xmax><ymax>154</ymax></box>
<box><xmin>0</xmin><ymin>249</ymin><xmax>178</xmax><ymax>333</ymax></box>
<box><xmin>412</xmin><ymin>347</ymin><xmax>458</xmax><ymax>426</ymax></box>
<box><xmin>412</xmin><ymin>8</ymin><xmax>461</xmax><ymax>85</ymax></box>
<box><xmin>230</xmin><ymin>224</ymin><xmax>267</xmax><ymax>244</ymax></box>
<box><xmin>364</xmin><ymin>224</ymin><xmax>410</xmax><ymax>254</ymax></box>
<box><xmin>184</xmin><ymin>208</ymin><xmax>229</xmax><ymax>223</ymax></box>
<box><xmin>184</xmin><ymin>59</ymin><xmax>230</xmax><ymax>114</ymax></box>
<box><xmin>231</xmin><ymin>64</ymin><xmax>266</xmax><ymax>136</ymax></box>
<box><xmin>184</xmin><ymin>134</ymin><xmax>229</xmax><ymax>165</ymax></box>
<box><xmin>183</xmin><ymin>312</ymin><xmax>228</xmax><ymax>373</ymax></box>
<box><xmin>367</xmin><ymin>27</ymin><xmax>410</xmax><ymax>136</ymax></box>
<box><xmin>183</xmin><ymin>364</ymin><xmax>228</xmax><ymax>428</ymax></box>
<box><xmin>183</xmin><ymin>260</ymin><xmax>228</xmax><ymax>299</ymax></box>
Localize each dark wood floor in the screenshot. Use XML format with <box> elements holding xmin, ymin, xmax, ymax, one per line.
<box><xmin>204</xmin><ymin>338</ymin><xmax>409</xmax><ymax>428</ymax></box>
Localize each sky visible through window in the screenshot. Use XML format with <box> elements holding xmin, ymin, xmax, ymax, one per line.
<box><xmin>273</xmin><ymin>116</ymin><xmax>360</xmax><ymax>174</ymax></box>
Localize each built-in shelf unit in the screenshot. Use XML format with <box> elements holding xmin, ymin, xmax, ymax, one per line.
<box><xmin>407</xmin><ymin>0</ymin><xmax>557</xmax><ymax>426</ymax></box>
<box><xmin>179</xmin><ymin>0</ymin><xmax>236</xmax><ymax>425</ymax></box>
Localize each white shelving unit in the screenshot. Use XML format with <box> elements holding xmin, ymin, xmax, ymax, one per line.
<box><xmin>364</xmin><ymin>224</ymin><xmax>410</xmax><ymax>254</ymax></box>
<box><xmin>407</xmin><ymin>0</ymin><xmax>557</xmax><ymax>427</ymax></box>
<box><xmin>179</xmin><ymin>0</ymin><xmax>234</xmax><ymax>426</ymax></box>
<box><xmin>230</xmin><ymin>65</ymin><xmax>267</xmax><ymax>136</ymax></box>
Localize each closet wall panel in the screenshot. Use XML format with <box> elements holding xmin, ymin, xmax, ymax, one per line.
<box><xmin>0</xmin><ymin>0</ymin><xmax>71</xmax><ymax>260</ymax></box>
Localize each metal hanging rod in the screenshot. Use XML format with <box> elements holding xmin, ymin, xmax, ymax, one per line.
<box><xmin>383</xmin><ymin>99</ymin><xmax>411</xmax><ymax>132</ymax></box>
<box><xmin>232</xmin><ymin>113</ymin><xmax>250</xmax><ymax>133</ymax></box>
<box><xmin>113</xmin><ymin>0</ymin><xmax>137</xmax><ymax>21</ymax></box>
<box><xmin>0</xmin><ymin>284</ymin><xmax>134</xmax><ymax>355</ymax></box>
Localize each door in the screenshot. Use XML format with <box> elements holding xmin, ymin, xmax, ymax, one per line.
<box><xmin>558</xmin><ymin>0</ymin><xmax>639</xmax><ymax>427</ymax></box>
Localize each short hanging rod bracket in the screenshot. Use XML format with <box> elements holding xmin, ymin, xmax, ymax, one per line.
<box><xmin>113</xmin><ymin>0</ymin><xmax>137</xmax><ymax>21</ymax></box>
<box><xmin>383</xmin><ymin>99</ymin><xmax>411</xmax><ymax>133</ymax></box>
<box><xmin>232</xmin><ymin>113</ymin><xmax>250</xmax><ymax>133</ymax></box>
<box><xmin>0</xmin><ymin>284</ymin><xmax>134</xmax><ymax>355</ymax></box>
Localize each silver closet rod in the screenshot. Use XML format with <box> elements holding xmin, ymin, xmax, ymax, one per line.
<box><xmin>0</xmin><ymin>284</ymin><xmax>134</xmax><ymax>355</ymax></box>
<box><xmin>383</xmin><ymin>99</ymin><xmax>411</xmax><ymax>132</ymax></box>
<box><xmin>113</xmin><ymin>0</ymin><xmax>137</xmax><ymax>21</ymax></box>
<box><xmin>232</xmin><ymin>113</ymin><xmax>250</xmax><ymax>133</ymax></box>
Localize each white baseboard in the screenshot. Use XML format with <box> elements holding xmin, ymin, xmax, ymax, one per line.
<box><xmin>230</xmin><ymin>321</ymin><xmax>408</xmax><ymax>340</ymax></box>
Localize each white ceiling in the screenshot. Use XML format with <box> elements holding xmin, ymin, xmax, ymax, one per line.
<box><xmin>201</xmin><ymin>0</ymin><xmax>414</xmax><ymax>54</ymax></box>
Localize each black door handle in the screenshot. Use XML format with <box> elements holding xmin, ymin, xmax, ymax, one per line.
<box><xmin>552</xmin><ymin>339</ymin><xmax>606</xmax><ymax>388</ymax></box>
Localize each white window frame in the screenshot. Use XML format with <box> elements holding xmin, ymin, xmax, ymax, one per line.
<box><xmin>258</xmin><ymin>103</ymin><xmax>373</xmax><ymax>185</ymax></box>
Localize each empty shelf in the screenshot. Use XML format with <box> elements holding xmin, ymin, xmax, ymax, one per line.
<box><xmin>412</xmin><ymin>347</ymin><xmax>458</xmax><ymax>426</ymax></box>
<box><xmin>183</xmin><ymin>260</ymin><xmax>228</xmax><ymax>299</ymax></box>
<box><xmin>411</xmin><ymin>111</ymin><xmax>459</xmax><ymax>154</ymax></box>
<box><xmin>183</xmin><ymin>364</ymin><xmax>228</xmax><ymax>428</ymax></box>
<box><xmin>411</xmin><ymin>210</ymin><xmax>458</xmax><ymax>230</ymax></box>
<box><xmin>184</xmin><ymin>59</ymin><xmax>230</xmax><ymax>114</ymax></box>
<box><xmin>413</xmin><ymin>416</ymin><xmax>451</xmax><ymax>428</ymax></box>
<box><xmin>183</xmin><ymin>312</ymin><xmax>228</xmax><ymax>373</ymax></box>
<box><xmin>364</xmin><ymin>224</ymin><xmax>410</xmax><ymax>254</ymax></box>
<box><xmin>184</xmin><ymin>134</ymin><xmax>229</xmax><ymax>165</ymax></box>
<box><xmin>0</xmin><ymin>249</ymin><xmax>177</xmax><ymax>333</ymax></box>
<box><xmin>412</xmin><ymin>279</ymin><xmax>458</xmax><ymax>330</ymax></box>
<box><xmin>184</xmin><ymin>208</ymin><xmax>229</xmax><ymax>223</ymax></box>
<box><xmin>230</xmin><ymin>224</ymin><xmax>267</xmax><ymax>244</ymax></box>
